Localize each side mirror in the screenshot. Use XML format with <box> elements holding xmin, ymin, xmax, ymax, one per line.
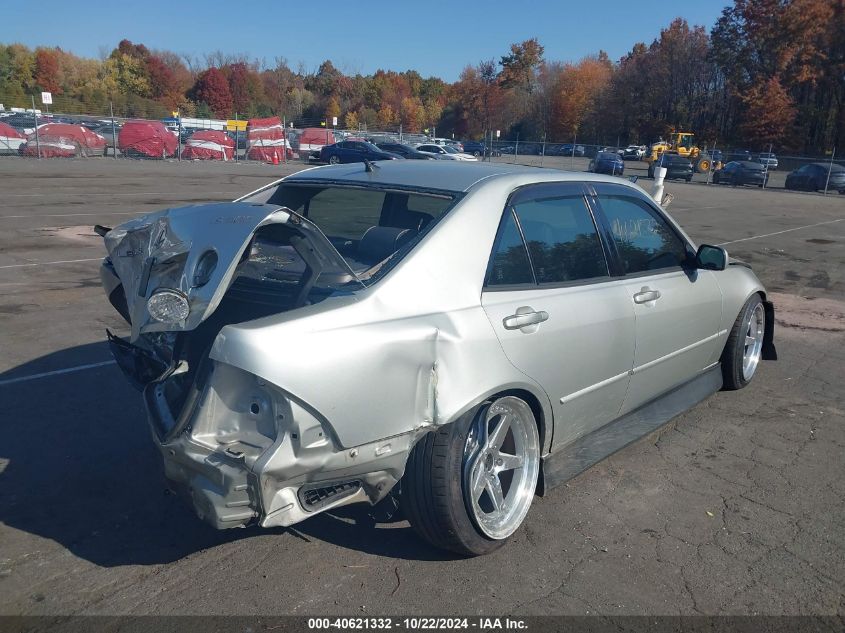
<box><xmin>628</xmin><ymin>175</ymin><xmax>639</xmax><ymax>184</ymax></box>
<box><xmin>695</xmin><ymin>244</ymin><xmax>728</xmax><ymax>271</ymax></box>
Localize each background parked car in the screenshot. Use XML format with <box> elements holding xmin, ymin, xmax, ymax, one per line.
<box><xmin>118</xmin><ymin>120</ymin><xmax>178</xmax><ymax>158</ymax></box>
<box><xmin>416</xmin><ymin>143</ymin><xmax>477</xmax><ymax>161</ymax></box>
<box><xmin>462</xmin><ymin>140</ymin><xmax>485</xmax><ymax>156</ymax></box>
<box><xmin>755</xmin><ymin>152</ymin><xmax>779</xmax><ymax>169</ymax></box>
<box><xmin>461</xmin><ymin>140</ymin><xmax>502</xmax><ymax>157</ymax></box>
<box><xmin>559</xmin><ymin>143</ymin><xmax>585</xmax><ymax>157</ymax></box>
<box><xmin>589</xmin><ymin>151</ymin><xmax>624</xmax><ymax>175</ymax></box>
<box><xmin>320</xmin><ymin>140</ymin><xmax>402</xmax><ymax>164</ymax></box>
<box><xmin>2</xmin><ymin>112</ymin><xmax>43</xmax><ymax>135</ymax></box>
<box><xmin>713</xmin><ymin>161</ymin><xmax>769</xmax><ymax>187</ymax></box>
<box><xmin>0</xmin><ymin>121</ymin><xmax>26</xmax><ymax>154</ymax></box>
<box><xmin>375</xmin><ymin>143</ymin><xmax>435</xmax><ymax>160</ymax></box>
<box><xmin>784</xmin><ymin>163</ymin><xmax>845</xmax><ymax>193</ymax></box>
<box><xmin>20</xmin><ymin>123</ymin><xmax>107</xmax><ymax>158</ymax></box>
<box><xmin>181</xmin><ymin>130</ymin><xmax>235</xmax><ymax>161</ymax></box>
<box><xmin>622</xmin><ymin>145</ymin><xmax>646</xmax><ymax>160</ymax></box>
<box><xmin>726</xmin><ymin>149</ymin><xmax>753</xmax><ymax>162</ymax></box>
<box><xmin>648</xmin><ymin>153</ymin><xmax>693</xmax><ymax>181</ymax></box>
<box><xmin>299</xmin><ymin>127</ymin><xmax>337</xmax><ymax>161</ymax></box>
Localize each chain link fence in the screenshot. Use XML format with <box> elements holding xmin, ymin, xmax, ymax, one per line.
<box><xmin>1</xmin><ymin>100</ymin><xmax>843</xmax><ymax>195</ymax></box>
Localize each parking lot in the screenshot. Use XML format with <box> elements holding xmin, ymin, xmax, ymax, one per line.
<box><xmin>0</xmin><ymin>159</ymin><xmax>843</xmax><ymax>617</ymax></box>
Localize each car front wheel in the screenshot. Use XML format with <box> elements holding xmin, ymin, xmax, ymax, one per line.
<box><xmin>721</xmin><ymin>294</ymin><xmax>765</xmax><ymax>390</ymax></box>
<box><xmin>328</xmin><ymin>155</ymin><xmax>340</xmax><ymax>164</ymax></box>
<box><xmin>403</xmin><ymin>396</ymin><xmax>541</xmax><ymax>556</ymax></box>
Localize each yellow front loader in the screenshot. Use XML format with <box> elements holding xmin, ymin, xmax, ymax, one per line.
<box><xmin>646</xmin><ymin>131</ymin><xmax>720</xmax><ymax>173</ymax></box>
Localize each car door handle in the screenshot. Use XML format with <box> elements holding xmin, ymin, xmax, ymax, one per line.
<box><xmin>503</xmin><ymin>308</ymin><xmax>549</xmax><ymax>330</ymax></box>
<box><xmin>633</xmin><ymin>288</ymin><xmax>662</xmax><ymax>304</ymax></box>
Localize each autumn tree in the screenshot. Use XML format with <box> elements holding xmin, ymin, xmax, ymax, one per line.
<box><xmin>262</xmin><ymin>58</ymin><xmax>295</xmax><ymax>114</ymax></box>
<box><xmin>451</xmin><ymin>60</ymin><xmax>503</xmax><ymax>138</ymax></box>
<box><xmin>325</xmin><ymin>95</ymin><xmax>341</xmax><ymax>123</ymax></box>
<box><xmin>190</xmin><ymin>67</ymin><xmax>232</xmax><ymax>118</ymax></box>
<box><xmin>344</xmin><ymin>110</ymin><xmax>359</xmax><ymax>130</ymax></box>
<box><xmin>377</xmin><ymin>104</ymin><xmax>397</xmax><ymax>129</ymax></box>
<box><xmin>225</xmin><ymin>62</ymin><xmax>264</xmax><ymax>115</ymax></box>
<box><xmin>34</xmin><ymin>48</ymin><xmax>62</xmax><ymax>93</ymax></box>
<box><xmin>711</xmin><ymin>0</ymin><xmax>840</xmax><ymax>149</ymax></box>
<box><xmin>499</xmin><ymin>38</ymin><xmax>544</xmax><ymax>92</ymax></box>
<box><xmin>549</xmin><ymin>56</ymin><xmax>612</xmax><ymax>141</ymax></box>
<box><xmin>739</xmin><ymin>77</ymin><xmax>796</xmax><ymax>145</ymax></box>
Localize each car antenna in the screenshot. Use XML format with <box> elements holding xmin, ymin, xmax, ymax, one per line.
<box><xmin>363</xmin><ymin>159</ymin><xmax>380</xmax><ymax>172</ymax></box>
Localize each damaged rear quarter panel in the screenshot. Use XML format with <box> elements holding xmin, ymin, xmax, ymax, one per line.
<box><xmin>210</xmin><ymin>179</ymin><xmax>556</xmax><ymax>450</ymax></box>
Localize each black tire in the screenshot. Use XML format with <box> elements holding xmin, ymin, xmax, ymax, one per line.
<box><xmin>403</xmin><ymin>398</ymin><xmax>539</xmax><ymax>556</ymax></box>
<box><xmin>328</xmin><ymin>155</ymin><xmax>340</xmax><ymax>164</ymax></box>
<box><xmin>686</xmin><ymin>176</ymin><xmax>693</xmax><ymax>182</ymax></box>
<box><xmin>721</xmin><ymin>294</ymin><xmax>764</xmax><ymax>391</ymax></box>
<box><xmin>403</xmin><ymin>404</ymin><xmax>502</xmax><ymax>556</ymax></box>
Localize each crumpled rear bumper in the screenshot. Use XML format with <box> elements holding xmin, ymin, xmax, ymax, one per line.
<box><xmin>109</xmin><ymin>335</ymin><xmax>415</xmax><ymax>529</ymax></box>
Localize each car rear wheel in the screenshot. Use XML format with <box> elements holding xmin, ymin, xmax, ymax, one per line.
<box><xmin>403</xmin><ymin>396</ymin><xmax>540</xmax><ymax>556</ymax></box>
<box><xmin>721</xmin><ymin>294</ymin><xmax>765</xmax><ymax>390</ymax></box>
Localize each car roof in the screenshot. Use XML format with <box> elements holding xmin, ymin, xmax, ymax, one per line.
<box><xmin>281</xmin><ymin>160</ymin><xmax>643</xmax><ymax>194</ymax></box>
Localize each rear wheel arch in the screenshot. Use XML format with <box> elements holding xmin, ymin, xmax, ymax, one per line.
<box><xmin>494</xmin><ymin>388</ymin><xmax>548</xmax><ymax>454</ymax></box>
<box><xmin>402</xmin><ymin>391</ymin><xmax>543</xmax><ymax>556</ymax></box>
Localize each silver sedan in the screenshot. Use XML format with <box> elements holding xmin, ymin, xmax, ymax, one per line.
<box><xmin>98</xmin><ymin>161</ymin><xmax>776</xmax><ymax>556</ymax></box>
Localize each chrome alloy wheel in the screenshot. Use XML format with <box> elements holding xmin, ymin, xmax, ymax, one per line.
<box><xmin>742</xmin><ymin>302</ymin><xmax>765</xmax><ymax>381</ymax></box>
<box><xmin>462</xmin><ymin>397</ymin><xmax>540</xmax><ymax>540</ymax></box>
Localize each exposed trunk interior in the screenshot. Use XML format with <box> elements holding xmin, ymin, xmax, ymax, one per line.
<box><xmin>111</xmin><ymin>221</ymin><xmax>357</xmax><ymax>436</ymax></box>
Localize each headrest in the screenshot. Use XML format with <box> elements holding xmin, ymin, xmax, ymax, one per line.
<box><xmin>358</xmin><ymin>226</ymin><xmax>417</xmax><ymax>264</ymax></box>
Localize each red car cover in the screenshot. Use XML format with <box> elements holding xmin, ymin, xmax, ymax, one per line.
<box><xmin>181</xmin><ymin>130</ymin><xmax>234</xmax><ymax>160</ymax></box>
<box><xmin>297</xmin><ymin>127</ymin><xmax>336</xmax><ymax>153</ymax></box>
<box><xmin>118</xmin><ymin>120</ymin><xmax>177</xmax><ymax>158</ymax></box>
<box><xmin>246</xmin><ymin>117</ymin><xmax>293</xmax><ymax>161</ymax></box>
<box><xmin>21</xmin><ymin>123</ymin><xmax>106</xmax><ymax>157</ymax></box>
<box><xmin>0</xmin><ymin>122</ymin><xmax>26</xmax><ymax>153</ymax></box>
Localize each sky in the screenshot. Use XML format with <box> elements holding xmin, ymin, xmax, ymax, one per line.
<box><xmin>1</xmin><ymin>0</ymin><xmax>728</xmax><ymax>81</ymax></box>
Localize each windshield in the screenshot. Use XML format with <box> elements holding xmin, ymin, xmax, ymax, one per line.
<box><xmin>247</xmin><ymin>184</ymin><xmax>459</xmax><ymax>286</ymax></box>
<box><xmin>443</xmin><ymin>145</ymin><xmax>462</xmax><ymax>154</ymax></box>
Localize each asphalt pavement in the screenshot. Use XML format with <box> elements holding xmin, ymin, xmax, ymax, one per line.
<box><xmin>0</xmin><ymin>158</ymin><xmax>843</xmax><ymax>617</ymax></box>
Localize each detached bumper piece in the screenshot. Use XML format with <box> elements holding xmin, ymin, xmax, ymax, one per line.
<box><xmin>107</xmin><ymin>329</ymin><xmax>170</xmax><ymax>390</ymax></box>
<box><xmin>163</xmin><ymin>449</ymin><xmax>260</xmax><ymax>530</ymax></box>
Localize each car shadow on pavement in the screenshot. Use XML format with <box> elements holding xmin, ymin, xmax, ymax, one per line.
<box><xmin>0</xmin><ymin>342</ymin><xmax>453</xmax><ymax>568</ymax></box>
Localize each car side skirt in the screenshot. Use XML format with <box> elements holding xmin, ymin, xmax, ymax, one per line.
<box><xmin>538</xmin><ymin>364</ymin><xmax>723</xmax><ymax>495</ymax></box>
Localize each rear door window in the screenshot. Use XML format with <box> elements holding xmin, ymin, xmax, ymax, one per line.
<box><xmin>486</xmin><ymin>209</ymin><xmax>534</xmax><ymax>286</ymax></box>
<box><xmin>485</xmin><ymin>188</ymin><xmax>609</xmax><ymax>288</ymax></box>
<box><xmin>512</xmin><ymin>196</ymin><xmax>609</xmax><ymax>284</ymax></box>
